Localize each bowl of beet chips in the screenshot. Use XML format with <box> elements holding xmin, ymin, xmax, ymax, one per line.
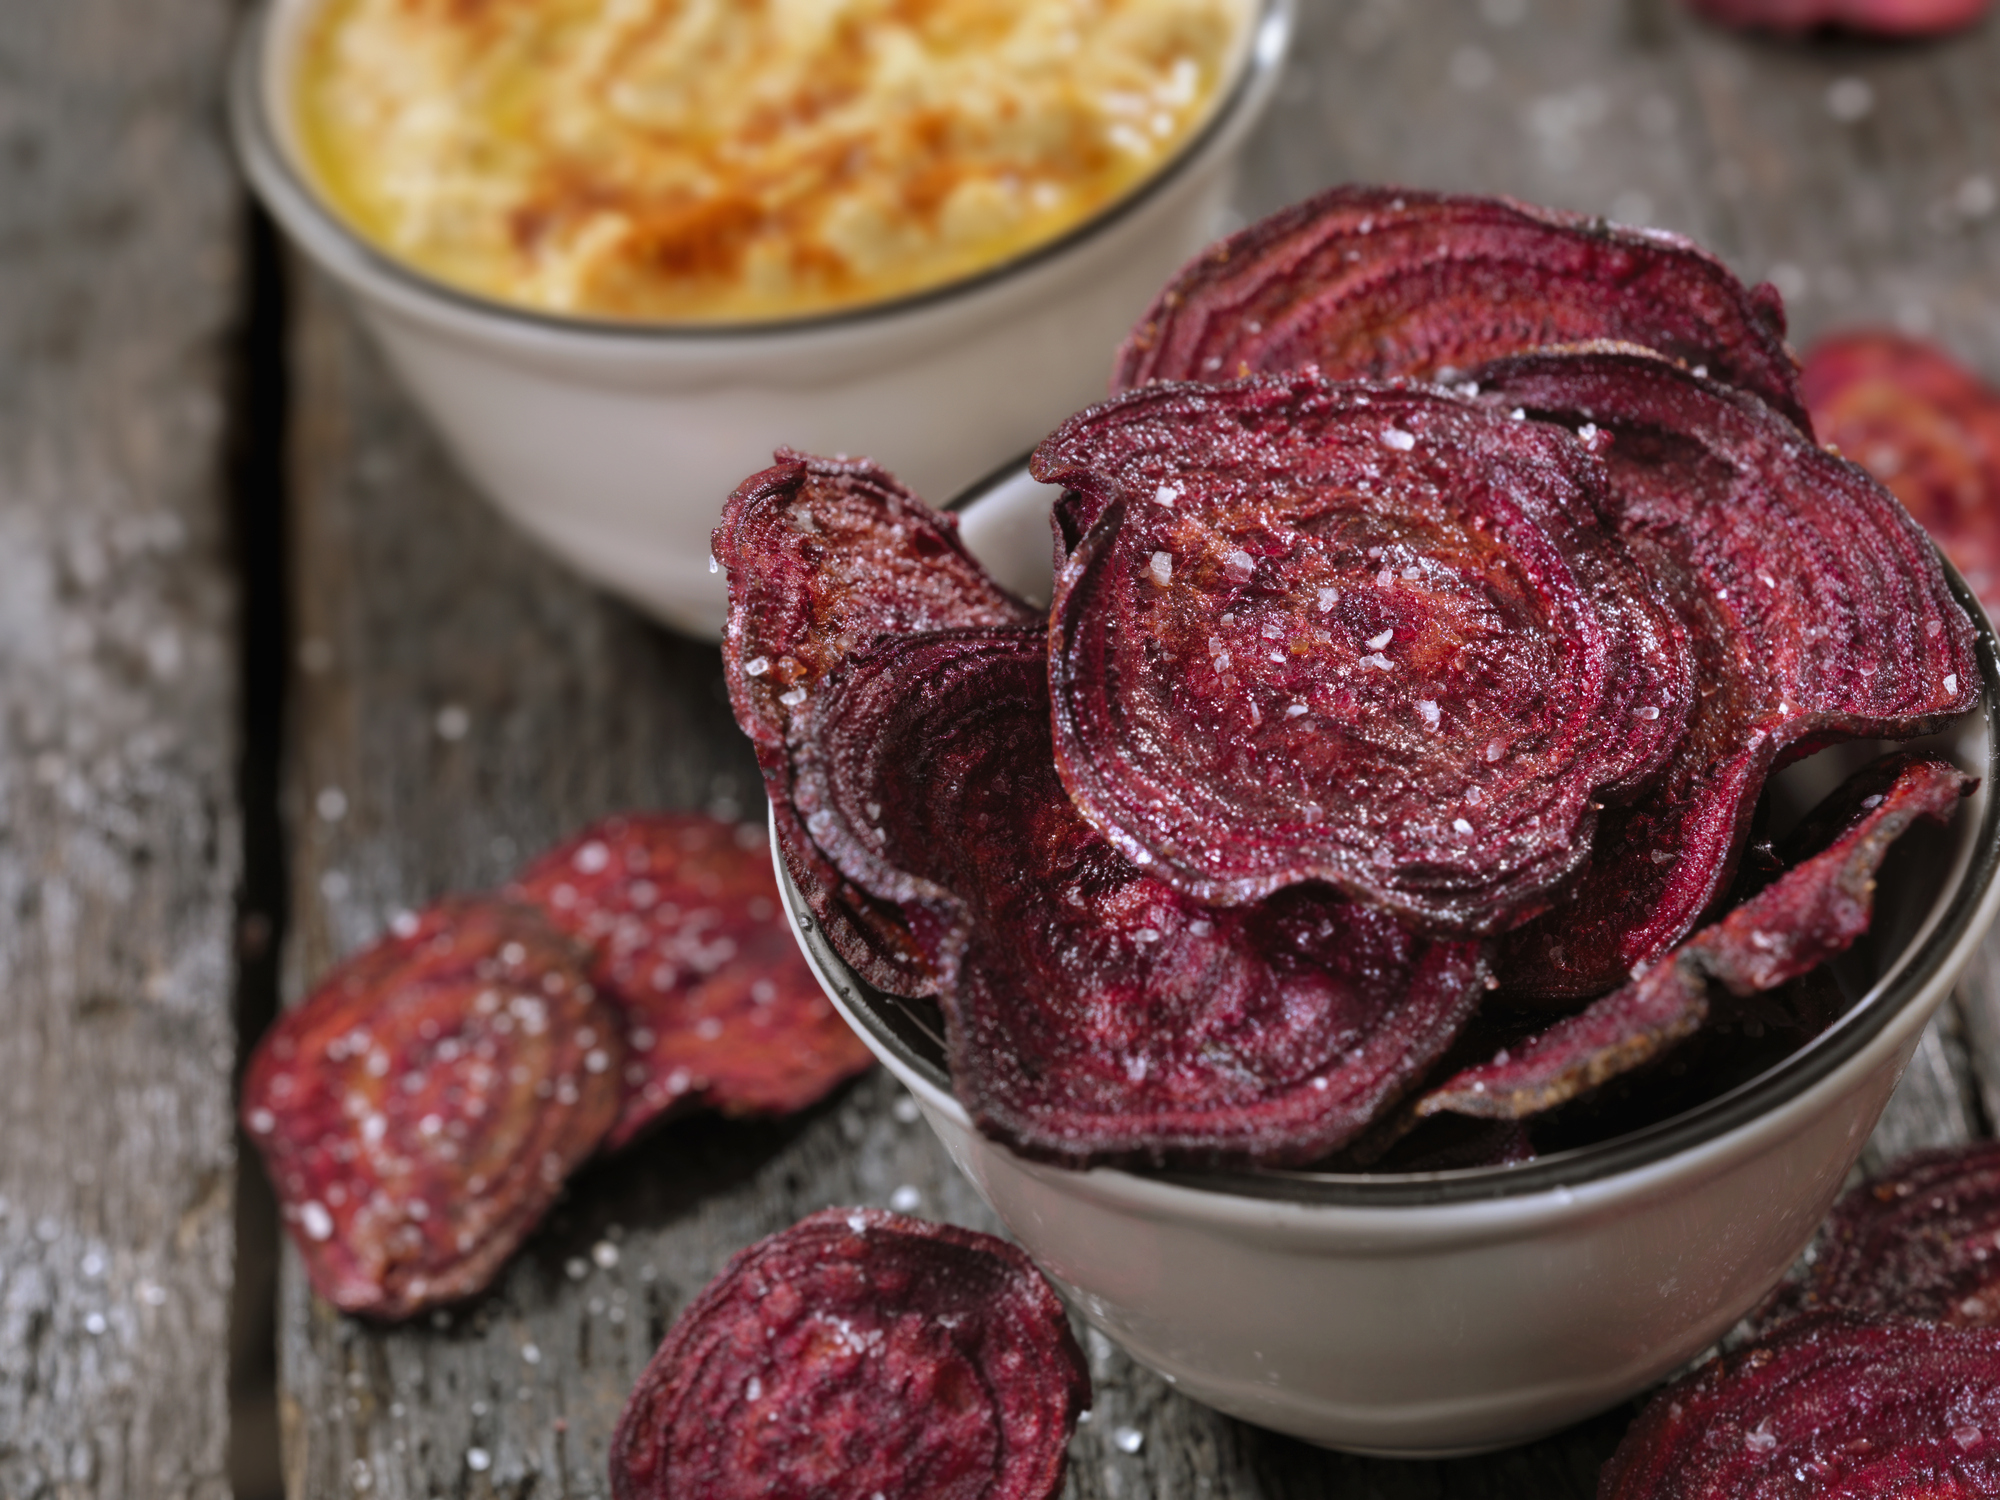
<box><xmin>715</xmin><ymin>186</ymin><xmax>2000</xmax><ymax>1455</ymax></box>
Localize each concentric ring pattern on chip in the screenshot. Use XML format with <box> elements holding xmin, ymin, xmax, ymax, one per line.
<box><xmin>242</xmin><ymin>898</ymin><xmax>623</xmax><ymax>1318</ymax></box>
<box><xmin>1033</xmin><ymin>371</ymin><xmax>1693</xmax><ymax>932</ymax></box>
<box><xmin>608</xmin><ymin>1207</ymin><xmax>1089</xmax><ymax>1500</ymax></box>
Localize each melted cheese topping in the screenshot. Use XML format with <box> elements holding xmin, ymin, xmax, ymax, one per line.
<box><xmin>294</xmin><ymin>0</ymin><xmax>1254</xmax><ymax>322</ymax></box>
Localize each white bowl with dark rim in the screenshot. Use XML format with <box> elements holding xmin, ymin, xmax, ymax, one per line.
<box><xmin>229</xmin><ymin>0</ymin><xmax>1293</xmax><ymax>638</ymax></box>
<box><xmin>777</xmin><ymin>462</ymin><xmax>2000</xmax><ymax>1457</ymax></box>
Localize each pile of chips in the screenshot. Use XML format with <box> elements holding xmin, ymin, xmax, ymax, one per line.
<box><xmin>718</xmin><ymin>185</ymin><xmax>1981</xmax><ymax>1172</ymax></box>
<box><xmin>243</xmin><ymin>812</ymin><xmax>874</xmax><ymax>1318</ymax></box>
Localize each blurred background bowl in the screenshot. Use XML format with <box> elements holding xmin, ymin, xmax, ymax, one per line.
<box><xmin>231</xmin><ymin>0</ymin><xmax>1294</xmax><ymax>637</ymax></box>
<box><xmin>778</xmin><ymin>462</ymin><xmax>2000</xmax><ymax>1457</ymax></box>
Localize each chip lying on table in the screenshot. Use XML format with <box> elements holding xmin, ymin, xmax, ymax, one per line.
<box><xmin>244</xmin><ymin>812</ymin><xmax>872</xmax><ymax>1318</ymax></box>
<box><xmin>717</xmin><ymin>185</ymin><xmax>1983</xmax><ymax>1173</ymax></box>
<box><xmin>609</xmin><ymin>1209</ymin><xmax>1089</xmax><ymax>1500</ymax></box>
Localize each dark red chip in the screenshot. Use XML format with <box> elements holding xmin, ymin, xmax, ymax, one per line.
<box><xmin>241</xmin><ymin>899</ymin><xmax>623</xmax><ymax>1318</ymax></box>
<box><xmin>1798</xmin><ymin>1142</ymin><xmax>2000</xmax><ymax>1328</ymax></box>
<box><xmin>1113</xmin><ymin>185</ymin><xmax>1806</xmax><ymax>431</ymax></box>
<box><xmin>713</xmin><ymin>449</ymin><xmax>1041</xmax><ymax>997</ymax></box>
<box><xmin>1478</xmin><ymin>348</ymin><xmax>1978</xmax><ymax>998</ymax></box>
<box><xmin>794</xmin><ymin>628</ymin><xmax>1488</xmax><ymax>1167</ymax></box>
<box><xmin>1600</xmin><ymin>1313</ymin><xmax>2000</xmax><ymax>1499</ymax></box>
<box><xmin>1684</xmin><ymin>0</ymin><xmax>1990</xmax><ymax>35</ymax></box>
<box><xmin>1420</xmin><ymin>752</ymin><xmax>1973</xmax><ymax>1121</ymax></box>
<box><xmin>1032</xmin><ymin>372</ymin><xmax>1692</xmax><ymax>935</ymax></box>
<box><xmin>1803</xmin><ymin>330</ymin><xmax>2000</xmax><ymax>621</ymax></box>
<box><xmin>511</xmin><ymin>813</ymin><xmax>874</xmax><ymax>1149</ymax></box>
<box><xmin>608</xmin><ymin>1207</ymin><xmax>1089</xmax><ymax>1500</ymax></box>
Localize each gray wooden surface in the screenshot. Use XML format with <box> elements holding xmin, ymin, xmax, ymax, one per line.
<box><xmin>6</xmin><ymin>0</ymin><xmax>2000</xmax><ymax>1495</ymax></box>
<box><xmin>0</xmin><ymin>2</ymin><xmax>243</xmax><ymax>1497</ymax></box>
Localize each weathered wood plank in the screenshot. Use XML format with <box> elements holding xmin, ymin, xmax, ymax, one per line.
<box><xmin>0</xmin><ymin>3</ymin><xmax>243</xmax><ymax>1497</ymax></box>
<box><xmin>273</xmin><ymin>0</ymin><xmax>2000</xmax><ymax>1494</ymax></box>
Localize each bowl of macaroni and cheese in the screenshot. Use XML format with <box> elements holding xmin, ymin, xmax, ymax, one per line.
<box><xmin>232</xmin><ymin>0</ymin><xmax>1292</xmax><ymax>634</ymax></box>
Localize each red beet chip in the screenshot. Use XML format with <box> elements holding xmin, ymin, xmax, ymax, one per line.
<box><xmin>1032</xmin><ymin>372</ymin><xmax>1692</xmax><ymax>935</ymax></box>
<box><xmin>713</xmin><ymin>449</ymin><xmax>1040</xmax><ymax>998</ymax></box>
<box><xmin>1114</xmin><ymin>185</ymin><xmax>1805</xmax><ymax>432</ymax></box>
<box><xmin>1800</xmin><ymin>1142</ymin><xmax>2000</xmax><ymax>1327</ymax></box>
<box><xmin>1421</xmin><ymin>752</ymin><xmax>1973</xmax><ymax>1121</ymax></box>
<box><xmin>608</xmin><ymin>1207</ymin><xmax>1089</xmax><ymax>1500</ymax></box>
<box><xmin>241</xmin><ymin>899</ymin><xmax>623</xmax><ymax>1318</ymax></box>
<box><xmin>795</xmin><ymin>628</ymin><xmax>1488</xmax><ymax>1166</ymax></box>
<box><xmin>511</xmin><ymin>813</ymin><xmax>875</xmax><ymax>1149</ymax></box>
<box><xmin>1685</xmin><ymin>0</ymin><xmax>1989</xmax><ymax>35</ymax></box>
<box><xmin>1478</xmin><ymin>348</ymin><xmax>1978</xmax><ymax>998</ymax></box>
<box><xmin>1804</xmin><ymin>330</ymin><xmax>2000</xmax><ymax>621</ymax></box>
<box><xmin>1599</xmin><ymin>1313</ymin><xmax>2000</xmax><ymax>1498</ymax></box>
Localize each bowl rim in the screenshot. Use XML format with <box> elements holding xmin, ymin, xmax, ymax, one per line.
<box><xmin>229</xmin><ymin>0</ymin><xmax>1295</xmax><ymax>343</ymax></box>
<box><xmin>787</xmin><ymin>455</ymin><xmax>2000</xmax><ymax>1208</ymax></box>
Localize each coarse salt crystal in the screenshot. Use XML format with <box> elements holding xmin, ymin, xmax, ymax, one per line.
<box><xmin>1149</xmin><ymin>551</ymin><xmax>1172</xmax><ymax>586</ymax></box>
<box><xmin>1382</xmin><ymin>427</ymin><xmax>1416</xmax><ymax>451</ymax></box>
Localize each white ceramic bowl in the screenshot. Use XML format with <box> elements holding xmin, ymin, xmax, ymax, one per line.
<box><xmin>229</xmin><ymin>0</ymin><xmax>1293</xmax><ymax>637</ymax></box>
<box><xmin>778</xmin><ymin>464</ymin><xmax>2000</xmax><ymax>1457</ymax></box>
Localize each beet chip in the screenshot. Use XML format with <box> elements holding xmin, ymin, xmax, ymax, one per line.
<box><xmin>1113</xmin><ymin>185</ymin><xmax>1805</xmax><ymax>431</ymax></box>
<box><xmin>512</xmin><ymin>813</ymin><xmax>874</xmax><ymax>1149</ymax></box>
<box><xmin>242</xmin><ymin>899</ymin><xmax>622</xmax><ymax>1318</ymax></box>
<box><xmin>1420</xmin><ymin>752</ymin><xmax>1973</xmax><ymax>1121</ymax></box>
<box><xmin>1600</xmin><ymin>1313</ymin><xmax>2000</xmax><ymax>1499</ymax></box>
<box><xmin>1478</xmin><ymin>348</ymin><xmax>1978</xmax><ymax>997</ymax></box>
<box><xmin>1797</xmin><ymin>1143</ymin><xmax>2000</xmax><ymax>1328</ymax></box>
<box><xmin>793</xmin><ymin>628</ymin><xmax>1488</xmax><ymax>1166</ymax></box>
<box><xmin>1804</xmin><ymin>330</ymin><xmax>2000</xmax><ymax>620</ymax></box>
<box><xmin>1033</xmin><ymin>372</ymin><xmax>1692</xmax><ymax>934</ymax></box>
<box><xmin>714</xmin><ymin>450</ymin><xmax>1040</xmax><ymax>997</ymax></box>
<box><xmin>1685</xmin><ymin>0</ymin><xmax>1990</xmax><ymax>35</ymax></box>
<box><xmin>609</xmin><ymin>1208</ymin><xmax>1089</xmax><ymax>1500</ymax></box>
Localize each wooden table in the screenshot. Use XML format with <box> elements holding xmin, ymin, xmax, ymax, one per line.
<box><xmin>4</xmin><ymin>0</ymin><xmax>1999</xmax><ymax>1495</ymax></box>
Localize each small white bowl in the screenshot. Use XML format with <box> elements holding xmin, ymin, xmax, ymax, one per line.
<box><xmin>229</xmin><ymin>0</ymin><xmax>1293</xmax><ymax>637</ymax></box>
<box><xmin>779</xmin><ymin>463</ymin><xmax>2000</xmax><ymax>1457</ymax></box>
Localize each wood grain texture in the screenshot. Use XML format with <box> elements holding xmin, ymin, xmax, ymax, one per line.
<box><xmin>0</xmin><ymin>2</ymin><xmax>242</xmax><ymax>1497</ymax></box>
<box><xmin>271</xmin><ymin>0</ymin><xmax>2000</xmax><ymax>1494</ymax></box>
